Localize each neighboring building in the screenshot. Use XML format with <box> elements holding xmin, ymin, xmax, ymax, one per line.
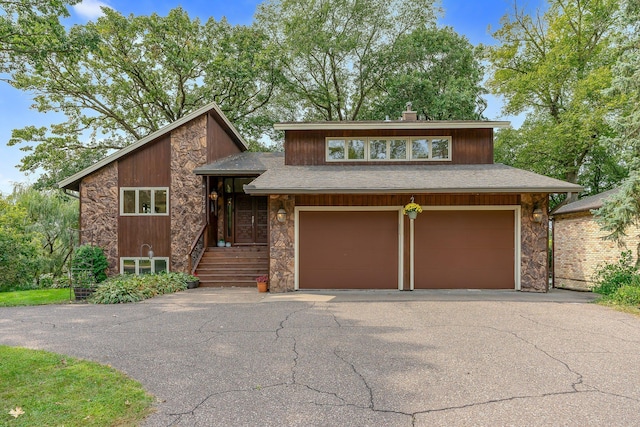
<box><xmin>60</xmin><ymin>103</ymin><xmax>581</xmax><ymax>292</ymax></box>
<box><xmin>552</xmin><ymin>189</ymin><xmax>640</xmax><ymax>291</ymax></box>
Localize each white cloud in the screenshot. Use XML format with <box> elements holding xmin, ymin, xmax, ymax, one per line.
<box><xmin>73</xmin><ymin>0</ymin><xmax>112</xmax><ymax>20</ymax></box>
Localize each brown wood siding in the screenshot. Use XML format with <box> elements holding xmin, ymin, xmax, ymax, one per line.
<box><xmin>299</xmin><ymin>211</ymin><xmax>399</xmax><ymax>289</ymax></box>
<box><xmin>296</xmin><ymin>194</ymin><xmax>519</xmax><ymax>207</ymax></box>
<box><xmin>117</xmin><ymin>135</ymin><xmax>171</xmax><ymax>262</ymax></box>
<box><xmin>285</xmin><ymin>128</ymin><xmax>494</xmax><ymax>165</ymax></box>
<box><xmin>207</xmin><ymin>113</ymin><xmax>243</xmax><ymax>162</ymax></box>
<box><xmin>118</xmin><ymin>216</ymin><xmax>171</xmax><ymax>258</ymax></box>
<box><xmin>414</xmin><ymin>210</ymin><xmax>515</xmax><ymax>289</ymax></box>
<box><xmin>118</xmin><ymin>135</ymin><xmax>171</xmax><ymax>187</ymax></box>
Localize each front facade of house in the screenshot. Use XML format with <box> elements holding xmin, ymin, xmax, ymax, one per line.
<box><xmin>60</xmin><ymin>102</ymin><xmax>581</xmax><ymax>292</ymax></box>
<box><xmin>552</xmin><ymin>189</ymin><xmax>640</xmax><ymax>290</ymax></box>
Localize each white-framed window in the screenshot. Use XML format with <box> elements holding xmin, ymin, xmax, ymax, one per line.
<box><xmin>326</xmin><ymin>137</ymin><xmax>451</xmax><ymax>162</ymax></box>
<box><xmin>326</xmin><ymin>138</ymin><xmax>367</xmax><ymax>161</ymax></box>
<box><xmin>120</xmin><ymin>257</ymin><xmax>169</xmax><ymax>275</ymax></box>
<box><xmin>120</xmin><ymin>187</ymin><xmax>169</xmax><ymax>215</ymax></box>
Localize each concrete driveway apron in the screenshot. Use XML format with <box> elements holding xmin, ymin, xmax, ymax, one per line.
<box><xmin>1</xmin><ymin>288</ymin><xmax>639</xmax><ymax>426</ymax></box>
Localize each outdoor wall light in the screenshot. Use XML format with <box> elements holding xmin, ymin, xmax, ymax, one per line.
<box><xmin>532</xmin><ymin>207</ymin><xmax>544</xmax><ymax>223</ymax></box>
<box><xmin>140</xmin><ymin>243</ymin><xmax>154</xmax><ymax>259</ymax></box>
<box><xmin>276</xmin><ymin>206</ymin><xmax>287</xmax><ymax>223</ymax></box>
<box><xmin>209</xmin><ymin>190</ymin><xmax>219</xmax><ymax>216</ymax></box>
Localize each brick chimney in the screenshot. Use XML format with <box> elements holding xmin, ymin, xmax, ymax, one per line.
<box><xmin>402</xmin><ymin>101</ymin><xmax>417</xmax><ymax>121</ymax></box>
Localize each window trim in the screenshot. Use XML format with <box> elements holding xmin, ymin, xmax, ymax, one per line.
<box><xmin>120</xmin><ymin>187</ymin><xmax>170</xmax><ymax>216</ymax></box>
<box><xmin>325</xmin><ymin>136</ymin><xmax>452</xmax><ymax>162</ymax></box>
<box><xmin>120</xmin><ymin>257</ymin><xmax>170</xmax><ymax>275</ymax></box>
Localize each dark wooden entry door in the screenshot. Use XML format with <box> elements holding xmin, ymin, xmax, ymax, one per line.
<box><xmin>234</xmin><ymin>195</ymin><xmax>268</xmax><ymax>244</ymax></box>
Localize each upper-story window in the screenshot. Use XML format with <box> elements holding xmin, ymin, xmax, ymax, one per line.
<box><xmin>120</xmin><ymin>188</ymin><xmax>169</xmax><ymax>215</ymax></box>
<box><xmin>326</xmin><ymin>137</ymin><xmax>451</xmax><ymax>162</ymax></box>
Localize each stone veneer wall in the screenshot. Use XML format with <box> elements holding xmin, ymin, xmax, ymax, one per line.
<box><xmin>80</xmin><ymin>162</ymin><xmax>119</xmax><ymax>276</ymax></box>
<box><xmin>554</xmin><ymin>212</ymin><xmax>640</xmax><ymax>290</ymax></box>
<box><xmin>170</xmin><ymin>115</ymin><xmax>207</xmax><ymax>273</ymax></box>
<box><xmin>269</xmin><ymin>195</ymin><xmax>295</xmax><ymax>292</ymax></box>
<box><xmin>520</xmin><ymin>193</ymin><xmax>549</xmax><ymax>292</ymax></box>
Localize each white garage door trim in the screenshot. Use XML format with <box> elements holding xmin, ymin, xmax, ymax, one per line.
<box><xmin>410</xmin><ymin>205</ymin><xmax>522</xmax><ymax>290</ymax></box>
<box><xmin>295</xmin><ymin>206</ymin><xmax>404</xmax><ymax>291</ymax></box>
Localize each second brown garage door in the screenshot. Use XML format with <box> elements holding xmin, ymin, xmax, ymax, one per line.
<box><xmin>414</xmin><ymin>210</ymin><xmax>515</xmax><ymax>289</ymax></box>
<box><xmin>298</xmin><ymin>210</ymin><xmax>399</xmax><ymax>289</ymax></box>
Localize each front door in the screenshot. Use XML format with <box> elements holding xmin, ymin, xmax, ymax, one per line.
<box><xmin>234</xmin><ymin>194</ymin><xmax>268</xmax><ymax>244</ymax></box>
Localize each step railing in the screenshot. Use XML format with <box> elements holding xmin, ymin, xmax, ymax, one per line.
<box><xmin>188</xmin><ymin>223</ymin><xmax>208</xmax><ymax>275</ymax></box>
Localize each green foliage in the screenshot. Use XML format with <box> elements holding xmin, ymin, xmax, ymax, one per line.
<box><xmin>71</xmin><ymin>244</ymin><xmax>108</xmax><ymax>286</ymax></box>
<box><xmin>361</xmin><ymin>27</ymin><xmax>487</xmax><ymax>121</ymax></box>
<box><xmin>256</xmin><ymin>0</ymin><xmax>438</xmax><ymax>121</ymax></box>
<box><xmin>592</xmin><ymin>251</ymin><xmax>639</xmax><ymax>295</ymax></box>
<box><xmin>0</xmin><ymin>345</ymin><xmax>153</xmax><ymax>426</ymax></box>
<box><xmin>0</xmin><ymin>196</ymin><xmax>40</xmax><ymax>291</ymax></box>
<box><xmin>605</xmin><ymin>284</ymin><xmax>640</xmax><ymax>306</ymax></box>
<box><xmin>91</xmin><ymin>272</ymin><xmax>190</xmax><ymax>304</ymax></box>
<box><xmin>7</xmin><ymin>7</ymin><xmax>279</xmax><ymax>188</ymax></box>
<box><xmin>0</xmin><ymin>288</ymin><xmax>70</xmax><ymax>307</ymax></box>
<box><xmin>487</xmin><ymin>0</ymin><xmax>624</xmax><ymax>188</ymax></box>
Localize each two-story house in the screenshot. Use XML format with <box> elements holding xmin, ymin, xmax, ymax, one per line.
<box><xmin>60</xmin><ymin>102</ymin><xmax>581</xmax><ymax>292</ymax></box>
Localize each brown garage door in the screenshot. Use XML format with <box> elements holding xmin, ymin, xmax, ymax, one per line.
<box><xmin>414</xmin><ymin>210</ymin><xmax>515</xmax><ymax>289</ymax></box>
<box><xmin>299</xmin><ymin>211</ymin><xmax>399</xmax><ymax>289</ymax></box>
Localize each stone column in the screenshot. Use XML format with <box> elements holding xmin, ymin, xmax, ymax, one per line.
<box><xmin>269</xmin><ymin>195</ymin><xmax>295</xmax><ymax>292</ymax></box>
<box><xmin>170</xmin><ymin>115</ymin><xmax>207</xmax><ymax>273</ymax></box>
<box><xmin>80</xmin><ymin>163</ymin><xmax>119</xmax><ymax>276</ymax></box>
<box><xmin>520</xmin><ymin>193</ymin><xmax>549</xmax><ymax>292</ymax></box>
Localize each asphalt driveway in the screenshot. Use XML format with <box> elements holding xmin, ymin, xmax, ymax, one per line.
<box><xmin>1</xmin><ymin>288</ymin><xmax>639</xmax><ymax>426</ymax></box>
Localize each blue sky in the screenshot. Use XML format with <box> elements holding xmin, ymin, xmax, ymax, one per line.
<box><xmin>0</xmin><ymin>0</ymin><xmax>541</xmax><ymax>194</ymax></box>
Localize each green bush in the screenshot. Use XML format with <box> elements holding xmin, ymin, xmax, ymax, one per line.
<box><xmin>591</xmin><ymin>251</ymin><xmax>639</xmax><ymax>295</ymax></box>
<box><xmin>91</xmin><ymin>272</ymin><xmax>190</xmax><ymax>304</ymax></box>
<box><xmin>71</xmin><ymin>244</ymin><xmax>109</xmax><ymax>285</ymax></box>
<box><xmin>606</xmin><ymin>284</ymin><xmax>640</xmax><ymax>306</ymax></box>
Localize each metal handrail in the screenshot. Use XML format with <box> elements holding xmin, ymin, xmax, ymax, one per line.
<box><xmin>188</xmin><ymin>223</ymin><xmax>208</xmax><ymax>274</ymax></box>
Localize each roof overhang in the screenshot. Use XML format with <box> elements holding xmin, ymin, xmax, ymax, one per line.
<box><xmin>59</xmin><ymin>101</ymin><xmax>247</xmax><ymax>190</ymax></box>
<box><xmin>274</xmin><ymin>121</ymin><xmax>511</xmax><ymax>131</ymax></box>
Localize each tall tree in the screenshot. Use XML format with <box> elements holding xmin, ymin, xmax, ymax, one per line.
<box><xmin>0</xmin><ymin>0</ymin><xmax>82</xmax><ymax>73</ymax></box>
<box><xmin>255</xmin><ymin>0</ymin><xmax>438</xmax><ymax>121</ymax></box>
<box><xmin>594</xmin><ymin>1</ymin><xmax>640</xmax><ymax>248</ymax></box>
<box><xmin>360</xmin><ymin>26</ymin><xmax>486</xmax><ymax>121</ymax></box>
<box><xmin>487</xmin><ymin>0</ymin><xmax>623</xmax><ymax>194</ymax></box>
<box><xmin>7</xmin><ymin>7</ymin><xmax>280</xmax><ymax>188</ymax></box>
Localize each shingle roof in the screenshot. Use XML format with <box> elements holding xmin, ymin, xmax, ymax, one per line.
<box><xmin>194</xmin><ymin>152</ymin><xmax>284</xmax><ymax>175</ymax></box>
<box><xmin>552</xmin><ymin>188</ymin><xmax>620</xmax><ymax>216</ymax></box>
<box><xmin>243</xmin><ymin>163</ymin><xmax>583</xmax><ymax>195</ymax></box>
<box><xmin>274</xmin><ymin>120</ymin><xmax>510</xmax><ymax>131</ymax></box>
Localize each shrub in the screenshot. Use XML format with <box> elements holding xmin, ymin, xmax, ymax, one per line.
<box><xmin>71</xmin><ymin>245</ymin><xmax>109</xmax><ymax>286</ymax></box>
<box><xmin>91</xmin><ymin>272</ymin><xmax>189</xmax><ymax>304</ymax></box>
<box><xmin>606</xmin><ymin>284</ymin><xmax>640</xmax><ymax>306</ymax></box>
<box><xmin>592</xmin><ymin>251</ymin><xmax>639</xmax><ymax>295</ymax></box>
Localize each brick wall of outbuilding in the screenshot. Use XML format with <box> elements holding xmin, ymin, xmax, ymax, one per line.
<box><xmin>553</xmin><ymin>212</ymin><xmax>640</xmax><ymax>290</ymax></box>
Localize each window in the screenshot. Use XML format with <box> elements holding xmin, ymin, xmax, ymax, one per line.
<box><xmin>326</xmin><ymin>137</ymin><xmax>451</xmax><ymax>162</ymax></box>
<box><xmin>120</xmin><ymin>257</ymin><xmax>169</xmax><ymax>275</ymax></box>
<box><xmin>120</xmin><ymin>188</ymin><xmax>169</xmax><ymax>215</ymax></box>
<box><xmin>326</xmin><ymin>138</ymin><xmax>367</xmax><ymax>161</ymax></box>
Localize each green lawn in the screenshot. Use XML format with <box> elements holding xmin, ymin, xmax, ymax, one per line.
<box><xmin>0</xmin><ymin>346</ymin><xmax>154</xmax><ymax>426</ymax></box>
<box><xmin>0</xmin><ymin>289</ymin><xmax>72</xmax><ymax>307</ymax></box>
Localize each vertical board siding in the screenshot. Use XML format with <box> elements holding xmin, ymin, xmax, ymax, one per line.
<box><xmin>118</xmin><ymin>135</ymin><xmax>171</xmax><ymax>260</ymax></box>
<box><xmin>285</xmin><ymin>128</ymin><xmax>494</xmax><ymax>166</ymax></box>
<box><xmin>295</xmin><ymin>194</ymin><xmax>519</xmax><ymax>207</ymax></box>
<box><xmin>207</xmin><ymin>112</ymin><xmax>244</xmax><ymax>162</ymax></box>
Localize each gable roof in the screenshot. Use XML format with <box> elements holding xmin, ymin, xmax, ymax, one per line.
<box><xmin>59</xmin><ymin>101</ymin><xmax>248</xmax><ymax>190</ymax></box>
<box><xmin>552</xmin><ymin>188</ymin><xmax>620</xmax><ymax>216</ymax></box>
<box><xmin>243</xmin><ymin>163</ymin><xmax>583</xmax><ymax>195</ymax></box>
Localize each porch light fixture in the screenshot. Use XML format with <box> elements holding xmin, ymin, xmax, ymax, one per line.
<box><xmin>532</xmin><ymin>207</ymin><xmax>544</xmax><ymax>223</ymax></box>
<box><xmin>140</xmin><ymin>243</ymin><xmax>154</xmax><ymax>259</ymax></box>
<box><xmin>209</xmin><ymin>190</ymin><xmax>219</xmax><ymax>216</ymax></box>
<box><xmin>276</xmin><ymin>206</ymin><xmax>287</xmax><ymax>223</ymax></box>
